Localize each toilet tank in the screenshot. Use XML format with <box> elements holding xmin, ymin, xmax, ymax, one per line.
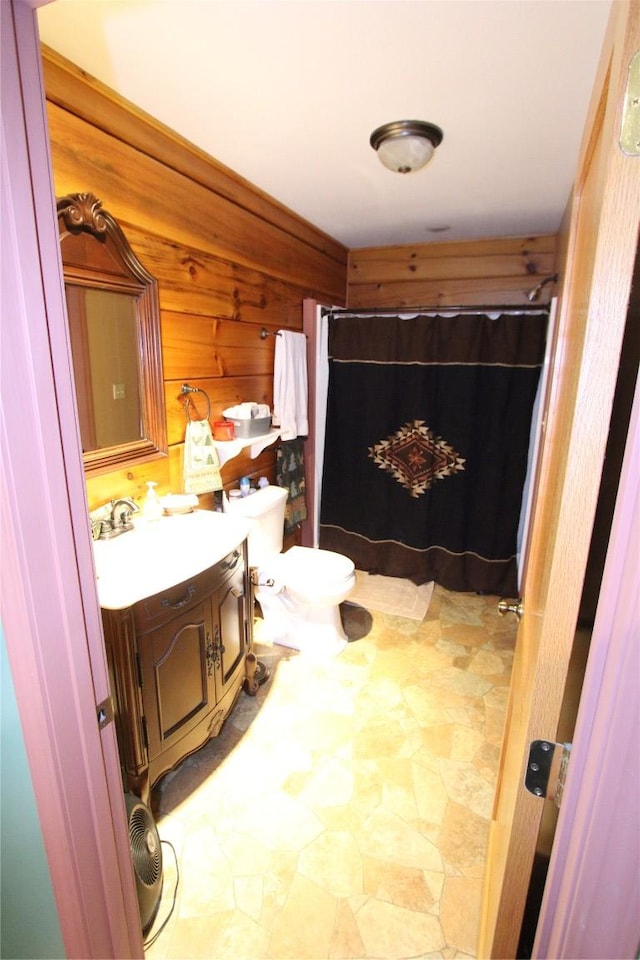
<box><xmin>223</xmin><ymin>485</ymin><xmax>288</xmax><ymax>566</ymax></box>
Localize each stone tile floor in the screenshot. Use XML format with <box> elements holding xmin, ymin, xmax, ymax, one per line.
<box><xmin>146</xmin><ymin>585</ymin><xmax>516</xmax><ymax>960</ymax></box>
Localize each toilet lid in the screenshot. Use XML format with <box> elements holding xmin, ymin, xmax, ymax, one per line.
<box><xmin>281</xmin><ymin>546</ymin><xmax>355</xmax><ymax>584</ymax></box>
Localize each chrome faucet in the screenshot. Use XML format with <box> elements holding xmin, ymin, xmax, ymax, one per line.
<box><xmin>110</xmin><ymin>497</ymin><xmax>139</xmax><ymax>533</ymax></box>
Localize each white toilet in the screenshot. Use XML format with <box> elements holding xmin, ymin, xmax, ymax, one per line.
<box><xmin>223</xmin><ymin>485</ymin><xmax>355</xmax><ymax>656</ymax></box>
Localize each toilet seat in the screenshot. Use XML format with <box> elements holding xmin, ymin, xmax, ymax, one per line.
<box><xmin>258</xmin><ymin>546</ymin><xmax>355</xmax><ymax>590</ymax></box>
<box><xmin>223</xmin><ymin>485</ymin><xmax>353</xmax><ymax>656</ymax></box>
<box><xmin>280</xmin><ymin>545</ymin><xmax>355</xmax><ymax>589</ymax></box>
<box><xmin>255</xmin><ymin>545</ymin><xmax>355</xmax><ymax>656</ymax></box>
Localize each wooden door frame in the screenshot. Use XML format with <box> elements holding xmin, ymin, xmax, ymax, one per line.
<box><xmin>1</xmin><ymin>2</ymin><xmax>143</xmax><ymax>955</ymax></box>
<box><xmin>480</xmin><ymin>1</ymin><xmax>640</xmax><ymax>955</ymax></box>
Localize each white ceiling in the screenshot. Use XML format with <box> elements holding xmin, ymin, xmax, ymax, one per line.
<box><xmin>38</xmin><ymin>0</ymin><xmax>612</xmax><ymax>250</ymax></box>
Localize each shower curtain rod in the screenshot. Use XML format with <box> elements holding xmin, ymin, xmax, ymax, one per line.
<box><xmin>322</xmin><ymin>303</ymin><xmax>550</xmax><ymax>319</ymax></box>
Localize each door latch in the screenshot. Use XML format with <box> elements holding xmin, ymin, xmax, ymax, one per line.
<box><xmin>498</xmin><ymin>598</ymin><xmax>524</xmax><ymax>620</ymax></box>
<box><xmin>525</xmin><ymin>740</ymin><xmax>572</xmax><ymax>807</ymax></box>
<box><xmin>96</xmin><ymin>696</ymin><xmax>114</xmax><ymax>730</ymax></box>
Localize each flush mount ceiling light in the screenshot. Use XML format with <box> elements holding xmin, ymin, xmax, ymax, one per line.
<box><xmin>370</xmin><ymin>120</ymin><xmax>444</xmax><ymax>174</ymax></box>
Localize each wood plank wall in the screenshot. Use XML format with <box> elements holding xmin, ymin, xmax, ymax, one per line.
<box><xmin>43</xmin><ymin>46</ymin><xmax>558</xmax><ymax>523</ymax></box>
<box><xmin>42</xmin><ymin>47</ymin><xmax>348</xmax><ymax>514</ymax></box>
<box><xmin>347</xmin><ymin>234</ymin><xmax>558</xmax><ymax>308</ymax></box>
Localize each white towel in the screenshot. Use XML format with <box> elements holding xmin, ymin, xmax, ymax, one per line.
<box><xmin>272</xmin><ymin>330</ymin><xmax>308</xmax><ymax>440</ymax></box>
<box><xmin>183</xmin><ymin>419</ymin><xmax>223</xmax><ymax>494</ymax></box>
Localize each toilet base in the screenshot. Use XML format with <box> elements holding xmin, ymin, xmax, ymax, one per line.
<box><xmin>256</xmin><ymin>590</ymin><xmax>348</xmax><ymax>657</ymax></box>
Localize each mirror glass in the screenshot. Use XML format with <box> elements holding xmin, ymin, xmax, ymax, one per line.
<box><xmin>57</xmin><ymin>193</ymin><xmax>167</xmax><ymax>475</ymax></box>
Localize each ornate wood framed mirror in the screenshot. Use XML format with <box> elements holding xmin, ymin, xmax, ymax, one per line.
<box><xmin>57</xmin><ymin>192</ymin><xmax>167</xmax><ymax>475</ymax></box>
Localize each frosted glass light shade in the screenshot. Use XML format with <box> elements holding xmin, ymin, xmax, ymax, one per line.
<box><xmin>377</xmin><ymin>135</ymin><xmax>435</xmax><ymax>173</ymax></box>
<box><xmin>370</xmin><ymin>120</ymin><xmax>443</xmax><ymax>174</ymax></box>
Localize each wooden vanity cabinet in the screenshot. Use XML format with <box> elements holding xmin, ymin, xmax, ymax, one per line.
<box><xmin>101</xmin><ymin>541</ymin><xmax>250</xmax><ymax>801</ymax></box>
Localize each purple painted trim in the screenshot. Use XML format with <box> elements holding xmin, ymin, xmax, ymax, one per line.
<box><xmin>1</xmin><ymin>1</ymin><xmax>142</xmax><ymax>956</ymax></box>
<box><xmin>534</xmin><ymin>374</ymin><xmax>640</xmax><ymax>958</ymax></box>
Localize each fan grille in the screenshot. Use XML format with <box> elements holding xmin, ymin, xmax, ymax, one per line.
<box><xmin>129</xmin><ymin>805</ymin><xmax>162</xmax><ymax>887</ymax></box>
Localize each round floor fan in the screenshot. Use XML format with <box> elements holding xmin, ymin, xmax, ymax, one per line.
<box><xmin>125</xmin><ymin>793</ymin><xmax>163</xmax><ymax>934</ymax></box>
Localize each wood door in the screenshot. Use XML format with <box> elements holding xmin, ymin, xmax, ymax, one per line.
<box><xmin>215</xmin><ymin>550</ymin><xmax>248</xmax><ymax>700</ymax></box>
<box><xmin>140</xmin><ymin>599</ymin><xmax>215</xmax><ymax>764</ymax></box>
<box><xmin>479</xmin><ymin>3</ymin><xmax>640</xmax><ymax>957</ymax></box>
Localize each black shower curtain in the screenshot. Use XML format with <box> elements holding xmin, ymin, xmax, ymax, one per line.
<box><xmin>319</xmin><ymin>311</ymin><xmax>547</xmax><ymax>595</ymax></box>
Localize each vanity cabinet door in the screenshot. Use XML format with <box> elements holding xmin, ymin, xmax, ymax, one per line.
<box><xmin>214</xmin><ymin>547</ymin><xmax>248</xmax><ymax>702</ymax></box>
<box><xmin>139</xmin><ymin>597</ymin><xmax>217</xmax><ymax>769</ymax></box>
<box><xmin>101</xmin><ymin>606</ymin><xmax>147</xmax><ymax>788</ymax></box>
<box><xmin>102</xmin><ymin>538</ymin><xmax>251</xmax><ymax>796</ymax></box>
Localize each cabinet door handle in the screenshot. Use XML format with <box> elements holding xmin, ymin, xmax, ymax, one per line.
<box><xmin>212</xmin><ymin>625</ymin><xmax>225</xmax><ymax>666</ymax></box>
<box><xmin>160</xmin><ymin>584</ymin><xmax>195</xmax><ymax>609</ymax></box>
<box><xmin>205</xmin><ymin>632</ymin><xmax>215</xmax><ymax>676</ymax></box>
<box><xmin>215</xmin><ymin>625</ymin><xmax>225</xmax><ymax>661</ymax></box>
<box><xmin>206</xmin><ymin>626</ymin><xmax>224</xmax><ymax>675</ymax></box>
<box><xmin>221</xmin><ymin>550</ymin><xmax>241</xmax><ymax>573</ymax></box>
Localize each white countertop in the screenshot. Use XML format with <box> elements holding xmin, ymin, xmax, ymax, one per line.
<box><xmin>93</xmin><ymin>510</ymin><xmax>251</xmax><ymax>610</ymax></box>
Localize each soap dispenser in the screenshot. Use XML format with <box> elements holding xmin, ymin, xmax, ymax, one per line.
<box><xmin>143</xmin><ymin>481</ymin><xmax>162</xmax><ymax>522</ymax></box>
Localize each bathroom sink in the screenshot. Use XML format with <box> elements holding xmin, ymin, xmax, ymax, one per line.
<box><xmin>93</xmin><ymin>509</ymin><xmax>252</xmax><ymax>610</ymax></box>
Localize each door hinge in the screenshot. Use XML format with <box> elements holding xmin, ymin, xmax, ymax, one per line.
<box><xmin>620</xmin><ymin>50</ymin><xmax>640</xmax><ymax>156</ymax></box>
<box><xmin>96</xmin><ymin>696</ymin><xmax>114</xmax><ymax>730</ymax></box>
<box><xmin>525</xmin><ymin>740</ymin><xmax>572</xmax><ymax>808</ymax></box>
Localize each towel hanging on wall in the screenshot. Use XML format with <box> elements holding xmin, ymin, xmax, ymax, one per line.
<box><xmin>273</xmin><ymin>330</ymin><xmax>308</xmax><ymax>440</ymax></box>
<box><xmin>183</xmin><ymin>419</ymin><xmax>223</xmax><ymax>494</ymax></box>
